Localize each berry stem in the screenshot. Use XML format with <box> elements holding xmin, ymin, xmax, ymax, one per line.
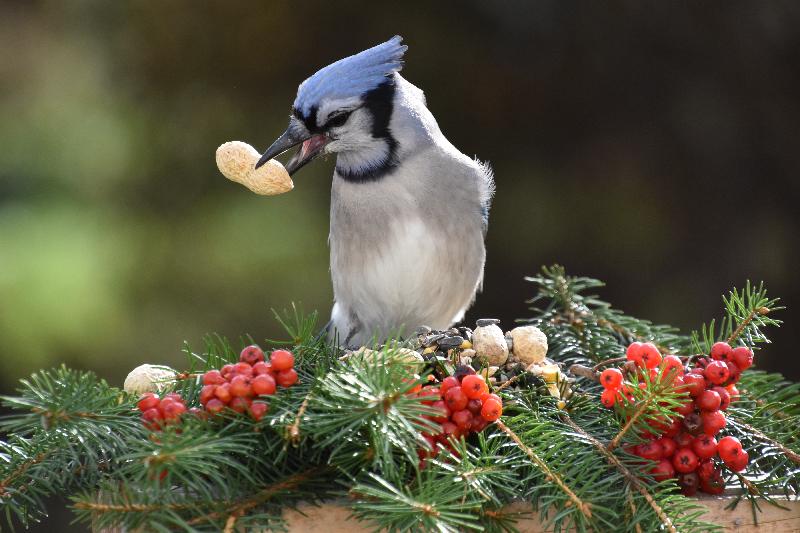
<box><xmin>608</xmin><ymin>398</ymin><xmax>652</xmax><ymax>452</ymax></box>
<box><xmin>625</xmin><ymin>490</ymin><xmax>644</xmax><ymax>533</ymax></box>
<box><xmin>725</xmin><ymin>306</ymin><xmax>770</xmax><ymax>345</ymax></box>
<box><xmin>496</xmin><ymin>372</ymin><xmax>524</xmax><ymax>392</ymax></box>
<box><xmin>223</xmin><ymin>509</ymin><xmax>243</xmax><ymax>533</ymax></box>
<box><xmin>562</xmin><ymin>416</ymin><xmax>677</xmax><ymax>533</ymax></box>
<box><xmin>495</xmin><ymin>419</ymin><xmax>593</xmax><ymax>520</ymax></box>
<box><xmin>74</xmin><ymin>468</ymin><xmax>322</xmax><ymax>523</ymax></box>
<box><xmin>733</xmin><ymin>472</ymin><xmax>761</xmax><ymax>496</ymax></box>
<box><xmin>568</xmin><ymin>364</ymin><xmax>599</xmax><ymax>382</ymax></box>
<box><xmin>0</xmin><ymin>452</ymin><xmax>49</xmax><ymax>497</ymax></box>
<box><xmin>287</xmin><ymin>392</ymin><xmax>313</xmax><ymax>443</ymax></box>
<box><xmin>175</xmin><ymin>372</ymin><xmax>204</xmax><ymax>380</ymax></box>
<box><xmin>186</xmin><ymin>467</ymin><xmax>323</xmax><ymax>526</ymax></box>
<box><xmin>733</xmin><ymin>421</ymin><xmax>800</xmax><ymax>465</ymax></box>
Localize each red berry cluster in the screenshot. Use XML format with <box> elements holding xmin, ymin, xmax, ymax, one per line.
<box><xmin>198</xmin><ymin>345</ymin><xmax>298</xmax><ymax>421</ymax></box>
<box><xmin>599</xmin><ymin>341</ymin><xmax>754</xmax><ymax>495</ymax></box>
<box><xmin>417</xmin><ymin>372</ymin><xmax>503</xmax><ymax>460</ymax></box>
<box><xmin>137</xmin><ymin>392</ymin><xmax>201</xmax><ymax>430</ymax></box>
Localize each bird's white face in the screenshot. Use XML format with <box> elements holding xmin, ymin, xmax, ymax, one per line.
<box><xmin>318</xmin><ymin>101</ymin><xmax>395</xmax><ymax>178</ymax></box>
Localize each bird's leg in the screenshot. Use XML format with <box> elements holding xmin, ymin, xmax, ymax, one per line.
<box><xmin>312</xmin><ymin>319</ymin><xmax>334</xmax><ymax>345</ymax></box>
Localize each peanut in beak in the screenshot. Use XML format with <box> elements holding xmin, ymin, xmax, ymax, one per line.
<box><xmin>215</xmin><ymin>141</ymin><xmax>293</xmax><ymax>196</ymax></box>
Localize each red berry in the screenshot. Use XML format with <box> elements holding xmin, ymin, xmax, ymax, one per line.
<box><xmin>724</xmin><ymin>361</ymin><xmax>742</xmax><ymax>385</ymax></box>
<box><xmin>249</xmin><ymin>401</ymin><xmax>269</xmax><ymax>421</ymax></box>
<box><xmin>440</xmin><ymin>376</ymin><xmax>460</xmax><ymax>396</ymax></box>
<box><xmin>697</xmin><ymin>390</ymin><xmax>721</xmax><ymax>412</ymax></box>
<box><xmin>205</xmin><ymin>398</ymin><xmax>225</xmax><ymax>414</ymax></box>
<box><xmin>674</xmin><ymin>400</ymin><xmax>695</xmax><ymax>417</ymax></box>
<box><xmin>233</xmin><ymin>362</ymin><xmax>253</xmax><ymax>377</ymax></box>
<box><xmin>403</xmin><ymin>377</ymin><xmax>422</xmax><ymax>394</ymax></box>
<box><xmin>451</xmin><ymin>409</ymin><xmax>474</xmax><ymax>430</ymax></box>
<box><xmin>600</xmin><ymin>368</ymin><xmax>624</xmax><ymax>390</ymax></box>
<box><xmin>229</xmin><ymin>396</ymin><xmax>251</xmax><ymax>414</ymax></box>
<box><xmin>157</xmin><ymin>397</ymin><xmax>176</xmax><ymax>415</ymax></box>
<box><xmin>683</xmin><ymin>373</ymin><xmax>706</xmax><ymax>397</ymax></box>
<box><xmin>626</xmin><ymin>342</ymin><xmax>645</xmax><ymax>366</ymax></box>
<box><xmin>276</xmin><ymin>368</ymin><xmax>299</xmax><ymax>387</ymax></box>
<box><xmin>658</xmin><ymin>437</ymin><xmax>677</xmax><ymax>458</ymax></box>
<box><xmin>677</xmin><ymin>471</ymin><xmax>700</xmax><ymax>496</ymax></box>
<box><xmin>672</xmin><ymin>448</ymin><xmax>699</xmax><ymax>473</ymax></box>
<box><xmin>692</xmin><ymin>434</ymin><xmax>718</xmax><ymax>459</ymax></box>
<box><xmin>270</xmin><ymin>350</ymin><xmax>295</xmax><ymax>371</ymax></box>
<box><xmin>252</xmin><ymin>361</ymin><xmax>273</xmax><ymax>376</ymax></box>
<box><xmin>717</xmin><ymin>436</ymin><xmax>743</xmax><ymax>462</ymax></box>
<box><xmin>731</xmin><ymin>346</ymin><xmax>753</xmax><ymax>370</ymax></box>
<box><xmin>651</xmin><ymin>459</ymin><xmax>676</xmax><ymax>481</ymax></box>
<box><xmin>700</xmin><ymin>471</ymin><xmax>725</xmax><ymax>495</ymax></box>
<box><xmin>430</xmin><ymin>400</ymin><xmax>450</xmax><ymax>423</ymax></box>
<box><xmin>141</xmin><ymin>407</ymin><xmax>163</xmax><ymax>430</ymax></box>
<box><xmin>163</xmin><ymin>393</ymin><xmax>184</xmax><ymax>403</ymax></box>
<box><xmin>188</xmin><ymin>407</ymin><xmax>207</xmax><ymax>419</ymax></box>
<box><xmin>663</xmin><ymin>418</ymin><xmax>683</xmax><ymax>438</ymax></box>
<box><xmin>710</xmin><ymin>342</ymin><xmax>733</xmax><ymax>361</ymax></box>
<box><xmin>674</xmin><ymin>432</ymin><xmax>693</xmax><ymax>448</ymax></box>
<box><xmin>480</xmin><ymin>398</ymin><xmax>503</xmax><ymax>421</ymax></box>
<box><xmin>214</xmin><ymin>383</ymin><xmax>232</xmax><ymax>403</ymax></box>
<box><xmin>704</xmin><ymin>361</ymin><xmax>730</xmax><ymax>385</ymax></box>
<box><xmin>439</xmin><ymin>421</ymin><xmax>461</xmax><ymax>442</ymax></box>
<box><xmin>229</xmin><ymin>375</ymin><xmax>252</xmax><ymax>397</ymax></box>
<box><xmin>239</xmin><ymin>345</ymin><xmax>265</xmax><ymax>365</ymax></box>
<box><xmin>444</xmin><ymin>387</ymin><xmax>468</xmax><ymax>412</ymax></box>
<box><xmin>697</xmin><ymin>458</ymin><xmax>716</xmax><ymax>480</ymax></box>
<box><xmin>726</xmin><ymin>384</ymin><xmax>740</xmax><ymax>401</ymax></box>
<box><xmin>199</xmin><ymin>385</ymin><xmax>216</xmax><ymax>405</ymax></box>
<box><xmin>203</xmin><ymin>370</ymin><xmax>225</xmax><ymax>385</ymax></box>
<box><xmin>252</xmin><ymin>374</ymin><xmax>277</xmax><ymax>396</ymax></box>
<box><xmin>466</xmin><ymin>399</ymin><xmax>483</xmax><ymax>415</ymax></box>
<box><xmin>479</xmin><ymin>392</ymin><xmax>502</xmax><ymax>405</ymax></box>
<box><xmin>137</xmin><ymin>393</ymin><xmax>160</xmax><ymax>412</ymax></box>
<box><xmin>418</xmin><ymin>387</ymin><xmax>441</xmax><ymax>405</ymax></box>
<box><xmin>712</xmin><ymin>387</ymin><xmax>730</xmax><ymax>410</ymax></box>
<box><xmin>726</xmin><ymin>450</ymin><xmax>749</xmax><ymax>472</ymax></box>
<box><xmin>682</xmin><ymin>412</ymin><xmax>703</xmax><ymax>435</ymax></box>
<box><xmin>640</xmin><ymin>343</ymin><xmax>662</xmax><ymax>369</ymax></box>
<box><xmin>700</xmin><ymin>410</ymin><xmax>726</xmax><ymax>435</ymax></box>
<box><xmin>471</xmin><ymin>416</ymin><xmax>489</xmax><ymax>433</ymax></box>
<box><xmin>461</xmin><ymin>375</ymin><xmax>489</xmax><ymax>399</ymax></box>
<box><xmin>419</xmin><ymin>434</ymin><xmax>438</xmax><ymax>459</ymax></box>
<box><xmin>600</xmin><ymin>388</ymin><xmax>617</xmax><ymax>408</ymax></box>
<box><xmin>660</xmin><ymin>355</ymin><xmax>684</xmax><ymax>380</ymax></box>
<box><xmin>161</xmin><ymin>399</ymin><xmax>186</xmax><ymax>421</ymax></box>
<box><xmin>636</xmin><ymin>440</ymin><xmax>663</xmax><ymax>461</ymax></box>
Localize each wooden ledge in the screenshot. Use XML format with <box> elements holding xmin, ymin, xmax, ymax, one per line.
<box><xmin>281</xmin><ymin>496</ymin><xmax>800</xmax><ymax>532</ymax></box>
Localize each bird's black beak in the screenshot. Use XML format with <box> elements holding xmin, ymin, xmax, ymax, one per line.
<box><xmin>255</xmin><ymin>123</ymin><xmax>330</xmax><ymax>176</ymax></box>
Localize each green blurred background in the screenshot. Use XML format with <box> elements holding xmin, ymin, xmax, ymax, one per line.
<box><xmin>2</xmin><ymin>0</ymin><xmax>799</xmax><ymax>397</ymax></box>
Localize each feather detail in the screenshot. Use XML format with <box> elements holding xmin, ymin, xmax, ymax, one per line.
<box><xmin>294</xmin><ymin>36</ymin><xmax>407</xmax><ymax>116</ymax></box>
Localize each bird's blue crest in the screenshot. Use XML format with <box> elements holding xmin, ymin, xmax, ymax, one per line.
<box><xmin>293</xmin><ymin>36</ymin><xmax>407</xmax><ymax>116</ymax></box>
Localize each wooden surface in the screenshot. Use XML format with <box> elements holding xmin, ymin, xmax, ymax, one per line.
<box><xmin>281</xmin><ymin>496</ymin><xmax>800</xmax><ymax>532</ymax></box>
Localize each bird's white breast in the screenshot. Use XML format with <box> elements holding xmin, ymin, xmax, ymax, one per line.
<box><xmin>328</xmin><ymin>147</ymin><xmax>487</xmax><ymax>345</ymax></box>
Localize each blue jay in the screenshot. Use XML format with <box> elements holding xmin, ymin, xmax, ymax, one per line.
<box><xmin>256</xmin><ymin>36</ymin><xmax>493</xmax><ymax>347</ymax></box>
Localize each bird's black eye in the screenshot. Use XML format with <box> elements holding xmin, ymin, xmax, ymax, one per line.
<box><xmin>326</xmin><ymin>110</ymin><xmax>351</xmax><ymax>129</ymax></box>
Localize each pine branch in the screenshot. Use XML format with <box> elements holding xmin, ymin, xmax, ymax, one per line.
<box><xmin>561</xmin><ymin>415</ymin><xmax>716</xmax><ymax>533</ymax></box>
<box><xmin>495</xmin><ymin>419</ymin><xmax>593</xmax><ymax>520</ymax></box>
<box><xmin>303</xmin><ymin>353</ymin><xmax>438</xmax><ymax>477</ymax></box>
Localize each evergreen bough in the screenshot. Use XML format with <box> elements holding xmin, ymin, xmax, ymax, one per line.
<box><xmin>0</xmin><ymin>266</ymin><xmax>795</xmax><ymax>532</ymax></box>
